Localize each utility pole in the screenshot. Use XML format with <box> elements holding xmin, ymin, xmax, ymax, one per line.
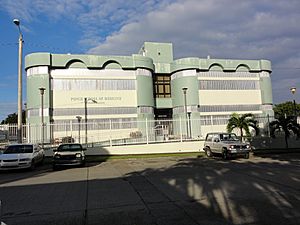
<box><xmin>39</xmin><ymin>87</ymin><xmax>46</xmax><ymax>149</ymax></box>
<box><xmin>182</xmin><ymin>87</ymin><xmax>188</xmax><ymax>139</ymax></box>
<box><xmin>14</xmin><ymin>19</ymin><xmax>23</xmax><ymax>143</ymax></box>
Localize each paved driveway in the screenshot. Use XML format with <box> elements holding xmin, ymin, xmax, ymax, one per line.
<box><xmin>0</xmin><ymin>154</ymin><xmax>299</xmax><ymax>225</ymax></box>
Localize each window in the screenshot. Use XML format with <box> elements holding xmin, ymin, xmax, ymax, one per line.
<box><xmin>199</xmin><ymin>104</ymin><xmax>261</xmax><ymax>112</ymax></box>
<box><xmin>198</xmin><ymin>71</ymin><xmax>259</xmax><ymax>78</ymax></box>
<box><xmin>206</xmin><ymin>134</ymin><xmax>213</xmax><ymax>141</ymax></box>
<box><xmin>199</xmin><ymin>80</ymin><xmax>260</xmax><ymax>90</ymax></box>
<box><xmin>154</xmin><ymin>75</ymin><xmax>171</xmax><ymax>98</ymax></box>
<box><xmin>27</xmin><ymin>66</ymin><xmax>48</xmax><ymax>76</ymax></box>
<box><xmin>52</xmin><ymin>79</ymin><xmax>136</xmax><ymax>91</ymax></box>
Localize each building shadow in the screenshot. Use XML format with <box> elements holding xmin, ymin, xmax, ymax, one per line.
<box><xmin>0</xmin><ymin>148</ymin><xmax>111</xmax><ymax>185</ymax></box>
<box><xmin>0</xmin><ymin>154</ymin><xmax>299</xmax><ymax>225</ymax></box>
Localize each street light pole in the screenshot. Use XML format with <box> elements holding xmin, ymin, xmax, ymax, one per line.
<box><xmin>39</xmin><ymin>88</ymin><xmax>45</xmax><ymax>149</ymax></box>
<box><xmin>290</xmin><ymin>87</ymin><xmax>297</xmax><ymax>121</ymax></box>
<box><xmin>182</xmin><ymin>87</ymin><xmax>188</xmax><ymax>139</ymax></box>
<box><xmin>76</xmin><ymin>116</ymin><xmax>82</xmax><ymax>143</ymax></box>
<box><xmin>84</xmin><ymin>98</ymin><xmax>88</xmax><ymax>146</ymax></box>
<box><xmin>14</xmin><ymin>19</ymin><xmax>23</xmax><ymax>143</ymax></box>
<box><xmin>84</xmin><ymin>97</ymin><xmax>97</xmax><ymax>146</ymax></box>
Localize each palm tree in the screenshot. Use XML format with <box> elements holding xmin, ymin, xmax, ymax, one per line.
<box><xmin>269</xmin><ymin>116</ymin><xmax>300</xmax><ymax>149</ymax></box>
<box><xmin>227</xmin><ymin>113</ymin><xmax>259</xmax><ymax>141</ymax></box>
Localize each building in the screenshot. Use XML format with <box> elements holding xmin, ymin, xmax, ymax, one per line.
<box><xmin>25</xmin><ymin>42</ymin><xmax>273</xmax><ymax>143</ymax></box>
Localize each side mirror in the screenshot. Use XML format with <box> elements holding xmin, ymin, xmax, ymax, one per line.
<box><xmin>82</xmin><ymin>148</ymin><xmax>87</xmax><ymax>151</ymax></box>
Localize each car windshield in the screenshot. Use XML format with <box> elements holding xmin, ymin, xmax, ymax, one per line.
<box><xmin>57</xmin><ymin>144</ymin><xmax>82</xmax><ymax>152</ymax></box>
<box><xmin>4</xmin><ymin>145</ymin><xmax>33</xmax><ymax>154</ymax></box>
<box><xmin>220</xmin><ymin>134</ymin><xmax>239</xmax><ymax>141</ymax></box>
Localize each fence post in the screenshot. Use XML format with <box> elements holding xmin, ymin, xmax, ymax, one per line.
<box><xmin>28</xmin><ymin>123</ymin><xmax>30</xmax><ymax>143</ymax></box>
<box><xmin>65</xmin><ymin>122</ymin><xmax>67</xmax><ymax>137</ymax></box>
<box><xmin>146</xmin><ymin>118</ymin><xmax>149</xmax><ymax>144</ymax></box>
<box><xmin>70</xmin><ymin>120</ymin><xmax>73</xmax><ymax>138</ymax></box>
<box><xmin>109</xmin><ymin>119</ymin><xmax>112</xmax><ymax>147</ymax></box>
<box><xmin>180</xmin><ymin>117</ymin><xmax>183</xmax><ymax>142</ymax></box>
<box><xmin>7</xmin><ymin>124</ymin><xmax>10</xmax><ymax>141</ymax></box>
<box><xmin>267</xmin><ymin>114</ymin><xmax>270</xmax><ymax>138</ymax></box>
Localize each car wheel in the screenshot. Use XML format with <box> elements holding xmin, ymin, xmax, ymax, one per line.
<box><xmin>222</xmin><ymin>151</ymin><xmax>228</xmax><ymax>160</ymax></box>
<box><xmin>40</xmin><ymin>156</ymin><xmax>45</xmax><ymax>165</ymax></box>
<box><xmin>30</xmin><ymin>160</ymin><xmax>35</xmax><ymax>170</ymax></box>
<box><xmin>205</xmin><ymin>148</ymin><xmax>212</xmax><ymax>158</ymax></box>
<box><xmin>244</xmin><ymin>153</ymin><xmax>250</xmax><ymax>159</ymax></box>
<box><xmin>53</xmin><ymin>164</ymin><xmax>58</xmax><ymax>171</ymax></box>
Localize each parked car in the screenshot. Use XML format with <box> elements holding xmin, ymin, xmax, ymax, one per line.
<box><xmin>203</xmin><ymin>132</ymin><xmax>251</xmax><ymax>159</ymax></box>
<box><xmin>52</xmin><ymin>143</ymin><xmax>86</xmax><ymax>170</ymax></box>
<box><xmin>0</xmin><ymin>144</ymin><xmax>45</xmax><ymax>170</ymax></box>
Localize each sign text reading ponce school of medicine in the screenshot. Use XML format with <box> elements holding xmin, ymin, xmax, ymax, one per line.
<box><xmin>70</xmin><ymin>96</ymin><xmax>122</xmax><ymax>102</ymax></box>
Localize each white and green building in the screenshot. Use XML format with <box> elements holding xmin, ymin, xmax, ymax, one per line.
<box><xmin>25</xmin><ymin>42</ymin><xmax>273</xmax><ymax>143</ymax></box>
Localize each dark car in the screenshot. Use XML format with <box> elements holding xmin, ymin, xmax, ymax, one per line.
<box><xmin>53</xmin><ymin>143</ymin><xmax>86</xmax><ymax>170</ymax></box>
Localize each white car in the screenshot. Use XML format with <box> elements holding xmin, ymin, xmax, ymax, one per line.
<box><xmin>0</xmin><ymin>144</ymin><xmax>45</xmax><ymax>170</ymax></box>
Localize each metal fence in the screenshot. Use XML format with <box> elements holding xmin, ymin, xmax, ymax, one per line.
<box><xmin>0</xmin><ymin>116</ymin><xmax>277</xmax><ymax>147</ymax></box>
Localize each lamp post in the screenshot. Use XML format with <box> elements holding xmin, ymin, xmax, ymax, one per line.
<box><xmin>76</xmin><ymin>116</ymin><xmax>82</xmax><ymax>143</ymax></box>
<box><xmin>13</xmin><ymin>19</ymin><xmax>23</xmax><ymax>143</ymax></box>
<box><xmin>84</xmin><ymin>98</ymin><xmax>97</xmax><ymax>146</ymax></box>
<box><xmin>290</xmin><ymin>87</ymin><xmax>297</xmax><ymax>121</ymax></box>
<box><xmin>39</xmin><ymin>87</ymin><xmax>45</xmax><ymax>149</ymax></box>
<box><xmin>182</xmin><ymin>87</ymin><xmax>188</xmax><ymax>139</ymax></box>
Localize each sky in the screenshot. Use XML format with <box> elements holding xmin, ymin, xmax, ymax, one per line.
<box><xmin>0</xmin><ymin>0</ymin><xmax>299</xmax><ymax>121</ymax></box>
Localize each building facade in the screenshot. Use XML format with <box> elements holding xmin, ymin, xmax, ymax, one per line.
<box><xmin>25</xmin><ymin>42</ymin><xmax>273</xmax><ymax>143</ymax></box>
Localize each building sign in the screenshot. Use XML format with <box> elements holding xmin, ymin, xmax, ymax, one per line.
<box><xmin>70</xmin><ymin>96</ymin><xmax>122</xmax><ymax>105</ymax></box>
<box><xmin>53</xmin><ymin>91</ymin><xmax>137</xmax><ymax>107</ymax></box>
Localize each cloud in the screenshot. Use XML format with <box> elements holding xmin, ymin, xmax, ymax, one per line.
<box><xmin>87</xmin><ymin>0</ymin><xmax>300</xmax><ymax>103</ymax></box>
<box><xmin>0</xmin><ymin>0</ymin><xmax>84</xmax><ymax>22</ymax></box>
<box><xmin>1</xmin><ymin>0</ymin><xmax>300</xmax><ymax>103</ymax></box>
<box><xmin>0</xmin><ymin>0</ymin><xmax>173</xmax><ymax>48</ymax></box>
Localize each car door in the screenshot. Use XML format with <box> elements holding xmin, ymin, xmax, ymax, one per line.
<box><xmin>33</xmin><ymin>146</ymin><xmax>42</xmax><ymax>163</ymax></box>
<box><xmin>212</xmin><ymin>134</ymin><xmax>222</xmax><ymax>154</ymax></box>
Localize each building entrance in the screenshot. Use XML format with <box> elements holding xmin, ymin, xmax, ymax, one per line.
<box><xmin>154</xmin><ymin>108</ymin><xmax>172</xmax><ymax>120</ymax></box>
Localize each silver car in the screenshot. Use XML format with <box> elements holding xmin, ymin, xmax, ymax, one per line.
<box><xmin>203</xmin><ymin>133</ymin><xmax>251</xmax><ymax>159</ymax></box>
<box><xmin>0</xmin><ymin>144</ymin><xmax>45</xmax><ymax>170</ymax></box>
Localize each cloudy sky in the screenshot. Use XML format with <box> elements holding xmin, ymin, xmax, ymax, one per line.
<box><xmin>0</xmin><ymin>0</ymin><xmax>299</xmax><ymax>121</ymax></box>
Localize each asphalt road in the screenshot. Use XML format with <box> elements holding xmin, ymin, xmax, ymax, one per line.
<box><xmin>0</xmin><ymin>153</ymin><xmax>299</xmax><ymax>225</ymax></box>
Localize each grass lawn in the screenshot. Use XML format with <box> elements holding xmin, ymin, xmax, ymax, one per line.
<box><xmin>86</xmin><ymin>152</ymin><xmax>205</xmax><ymax>162</ymax></box>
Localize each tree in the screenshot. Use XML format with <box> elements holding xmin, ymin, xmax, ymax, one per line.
<box><xmin>273</xmin><ymin>101</ymin><xmax>300</xmax><ymax>118</ymax></box>
<box><xmin>269</xmin><ymin>116</ymin><xmax>300</xmax><ymax>149</ymax></box>
<box><xmin>1</xmin><ymin>111</ymin><xmax>26</xmax><ymax>124</ymax></box>
<box><xmin>227</xmin><ymin>113</ymin><xmax>259</xmax><ymax>140</ymax></box>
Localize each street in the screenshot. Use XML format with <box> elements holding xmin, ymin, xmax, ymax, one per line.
<box><xmin>0</xmin><ymin>153</ymin><xmax>299</xmax><ymax>225</ymax></box>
